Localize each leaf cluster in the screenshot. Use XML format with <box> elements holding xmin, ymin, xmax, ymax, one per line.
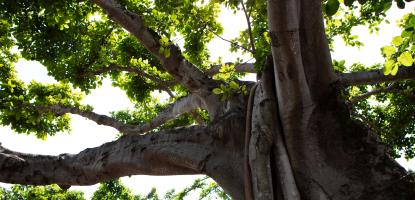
<box><xmin>381</xmin><ymin>13</ymin><xmax>415</xmax><ymax>75</ymax></box>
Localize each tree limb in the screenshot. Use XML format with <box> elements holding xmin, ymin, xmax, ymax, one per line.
<box><xmin>340</xmin><ymin>66</ymin><xmax>415</xmax><ymax>86</ymax></box>
<box><xmin>92</xmin><ymin>0</ymin><xmax>218</xmax><ymax>97</ymax></box>
<box><xmin>80</xmin><ymin>63</ymin><xmax>176</xmax><ymax>93</ymax></box>
<box><xmin>164</xmin><ymin>90</ymin><xmax>206</xmax><ymax>126</ymax></box>
<box><xmin>348</xmin><ymin>84</ymin><xmax>399</xmax><ymax>104</ymax></box>
<box><xmin>36</xmin><ymin>105</ymin><xmax>147</xmax><ymax>135</ymax></box>
<box><xmin>144</xmin><ymin>94</ymin><xmax>205</xmax><ymax>128</ymax></box>
<box><xmin>0</xmin><ymin>126</ymin><xmax>214</xmax><ymax>186</ymax></box>
<box><xmin>81</xmin><ymin>64</ymin><xmax>175</xmax><ymax>85</ymax></box>
<box><xmin>205</xmin><ymin>63</ymin><xmax>256</xmax><ymax>76</ymax></box>
<box><xmin>37</xmin><ymin>94</ymin><xmax>204</xmax><ymax>135</ymax></box>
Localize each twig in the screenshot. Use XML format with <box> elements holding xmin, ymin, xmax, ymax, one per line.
<box><xmin>240</xmin><ymin>0</ymin><xmax>256</xmax><ymax>55</ymax></box>
<box><xmin>349</xmin><ymin>84</ymin><xmax>399</xmax><ymax>104</ymax></box>
<box><xmin>206</xmin><ymin>26</ymin><xmax>253</xmax><ymax>53</ymax></box>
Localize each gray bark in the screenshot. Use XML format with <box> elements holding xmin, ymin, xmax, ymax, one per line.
<box><xmin>340</xmin><ymin>65</ymin><xmax>415</xmax><ymax>86</ymax></box>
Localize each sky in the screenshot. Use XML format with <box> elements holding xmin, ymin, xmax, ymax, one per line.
<box><xmin>1</xmin><ymin>3</ymin><xmax>415</xmax><ymax>199</ymax></box>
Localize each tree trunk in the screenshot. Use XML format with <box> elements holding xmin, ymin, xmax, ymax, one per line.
<box><xmin>224</xmin><ymin>0</ymin><xmax>415</xmax><ymax>199</ymax></box>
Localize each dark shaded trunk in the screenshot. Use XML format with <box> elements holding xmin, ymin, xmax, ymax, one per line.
<box><xmin>214</xmin><ymin>0</ymin><xmax>415</xmax><ymax>199</ymax></box>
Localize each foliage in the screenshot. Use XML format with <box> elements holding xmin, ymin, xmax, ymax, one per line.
<box><xmin>0</xmin><ymin>177</ymin><xmax>229</xmax><ymax>200</ymax></box>
<box><xmin>92</xmin><ymin>179</ymin><xmax>136</xmax><ymax>200</ymax></box>
<box><xmin>381</xmin><ymin>13</ymin><xmax>415</xmax><ymax>75</ymax></box>
<box><xmin>212</xmin><ymin>64</ymin><xmax>247</xmax><ymax>101</ymax></box>
<box><xmin>0</xmin><ymin>184</ymin><xmax>85</xmax><ymax>200</ymax></box>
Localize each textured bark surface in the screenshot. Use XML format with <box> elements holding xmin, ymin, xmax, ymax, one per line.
<box><xmin>262</xmin><ymin>0</ymin><xmax>415</xmax><ymax>199</ymax></box>
<box><xmin>340</xmin><ymin>65</ymin><xmax>415</xmax><ymax>86</ymax></box>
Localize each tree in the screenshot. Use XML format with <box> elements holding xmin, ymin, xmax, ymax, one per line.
<box><xmin>0</xmin><ymin>178</ymin><xmax>229</xmax><ymax>200</ymax></box>
<box><xmin>0</xmin><ymin>184</ymin><xmax>85</xmax><ymax>200</ymax></box>
<box><xmin>0</xmin><ymin>0</ymin><xmax>415</xmax><ymax>199</ymax></box>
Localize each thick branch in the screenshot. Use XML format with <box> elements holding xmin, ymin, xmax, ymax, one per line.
<box><xmin>146</xmin><ymin>94</ymin><xmax>205</xmax><ymax>128</ymax></box>
<box><xmin>340</xmin><ymin>66</ymin><xmax>415</xmax><ymax>86</ymax></box>
<box><xmin>92</xmin><ymin>0</ymin><xmax>218</xmax><ymax>97</ymax></box>
<box><xmin>0</xmin><ymin>126</ymin><xmax>214</xmax><ymax>186</ymax></box>
<box><xmin>205</xmin><ymin>63</ymin><xmax>256</xmax><ymax>76</ymax></box>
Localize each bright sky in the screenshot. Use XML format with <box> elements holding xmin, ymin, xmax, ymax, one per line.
<box><xmin>1</xmin><ymin>4</ymin><xmax>415</xmax><ymax>199</ymax></box>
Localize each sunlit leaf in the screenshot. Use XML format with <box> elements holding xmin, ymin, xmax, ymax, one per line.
<box><xmin>383</xmin><ymin>59</ymin><xmax>395</xmax><ymax>75</ymax></box>
<box><xmin>392</xmin><ymin>36</ymin><xmax>403</xmax><ymax>46</ymax></box>
<box><xmin>229</xmin><ymin>81</ymin><xmax>239</xmax><ymax>90</ymax></box>
<box><xmin>382</xmin><ymin>46</ymin><xmax>396</xmax><ymax>57</ymax></box>
<box><xmin>390</xmin><ymin>63</ymin><xmax>399</xmax><ymax>76</ymax></box>
<box><xmin>397</xmin><ymin>51</ymin><xmax>413</xmax><ymax>67</ymax></box>
<box><xmin>212</xmin><ymin>88</ymin><xmax>223</xmax><ymax>94</ymax></box>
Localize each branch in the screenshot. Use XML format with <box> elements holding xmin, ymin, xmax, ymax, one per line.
<box><xmin>80</xmin><ymin>63</ymin><xmax>176</xmax><ymax>92</ymax></box>
<box><xmin>143</xmin><ymin>94</ymin><xmax>205</xmax><ymax>128</ymax></box>
<box><xmin>165</xmin><ymin>91</ymin><xmax>206</xmax><ymax>126</ymax></box>
<box><xmin>0</xmin><ymin>126</ymin><xmax>215</xmax><ymax>186</ymax></box>
<box><xmin>206</xmin><ymin>26</ymin><xmax>253</xmax><ymax>53</ymax></box>
<box><xmin>340</xmin><ymin>66</ymin><xmax>415</xmax><ymax>86</ymax></box>
<box><xmin>37</xmin><ymin>95</ymin><xmax>203</xmax><ymax>135</ymax></box>
<box><xmin>348</xmin><ymin>84</ymin><xmax>399</xmax><ymax>104</ymax></box>
<box><xmin>36</xmin><ymin>105</ymin><xmax>146</xmax><ymax>135</ymax></box>
<box><xmin>205</xmin><ymin>63</ymin><xmax>256</xmax><ymax>76</ymax></box>
<box><xmin>240</xmin><ymin>0</ymin><xmax>256</xmax><ymax>55</ymax></box>
<box><xmin>92</xmin><ymin>0</ymin><xmax>218</xmax><ymax>97</ymax></box>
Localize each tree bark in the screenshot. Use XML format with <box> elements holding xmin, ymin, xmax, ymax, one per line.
<box><xmin>245</xmin><ymin>0</ymin><xmax>415</xmax><ymax>199</ymax></box>
<box><xmin>340</xmin><ymin>65</ymin><xmax>415</xmax><ymax>86</ymax></box>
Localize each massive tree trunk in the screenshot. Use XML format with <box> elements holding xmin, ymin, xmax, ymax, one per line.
<box><xmin>233</xmin><ymin>0</ymin><xmax>415</xmax><ymax>199</ymax></box>
<box><xmin>1</xmin><ymin>0</ymin><xmax>415</xmax><ymax>199</ymax></box>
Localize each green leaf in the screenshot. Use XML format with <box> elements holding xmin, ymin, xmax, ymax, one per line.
<box><xmin>344</xmin><ymin>0</ymin><xmax>355</xmax><ymax>7</ymax></box>
<box><xmin>164</xmin><ymin>48</ymin><xmax>171</xmax><ymax>58</ymax></box>
<box><xmin>212</xmin><ymin>88</ymin><xmax>223</xmax><ymax>94</ymax></box>
<box><xmin>220</xmin><ymin>84</ymin><xmax>227</xmax><ymax>91</ymax></box>
<box><xmin>392</xmin><ymin>36</ymin><xmax>403</xmax><ymax>46</ymax></box>
<box><xmin>159</xmin><ymin>47</ymin><xmax>165</xmax><ymax>55</ymax></box>
<box><xmin>390</xmin><ymin>63</ymin><xmax>399</xmax><ymax>76</ymax></box>
<box><xmin>397</xmin><ymin>51</ymin><xmax>413</xmax><ymax>66</ymax></box>
<box><xmin>409</xmin><ymin>15</ymin><xmax>415</xmax><ymax>28</ymax></box>
<box><xmin>229</xmin><ymin>81</ymin><xmax>239</xmax><ymax>90</ymax></box>
<box><xmin>325</xmin><ymin>0</ymin><xmax>340</xmax><ymax>16</ymax></box>
<box><xmin>160</xmin><ymin>36</ymin><xmax>169</xmax><ymax>47</ymax></box>
<box><xmin>383</xmin><ymin>1</ymin><xmax>392</xmax><ymax>11</ymax></box>
<box><xmin>397</xmin><ymin>0</ymin><xmax>405</xmax><ymax>9</ymax></box>
<box><xmin>401</xmin><ymin>30</ymin><xmax>411</xmax><ymax>38</ymax></box>
<box><xmin>263</xmin><ymin>32</ymin><xmax>270</xmax><ymax>43</ymax></box>
<box><xmin>382</xmin><ymin>46</ymin><xmax>396</xmax><ymax>57</ymax></box>
<box><xmin>383</xmin><ymin>59</ymin><xmax>395</xmax><ymax>75</ymax></box>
